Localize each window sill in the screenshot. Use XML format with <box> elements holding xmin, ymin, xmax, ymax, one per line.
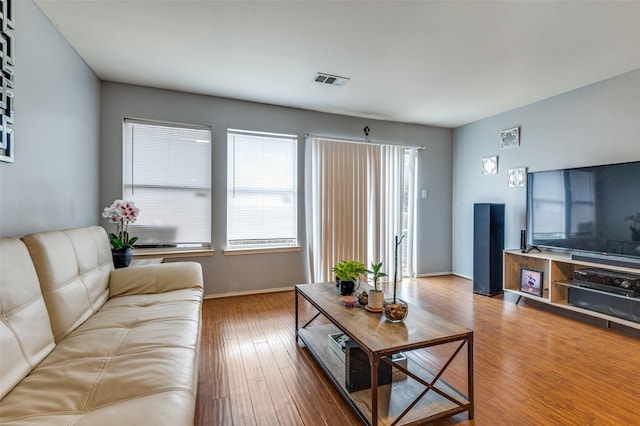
<box><xmin>223</xmin><ymin>246</ymin><xmax>301</xmax><ymax>256</ymax></box>
<box><xmin>133</xmin><ymin>247</ymin><xmax>215</xmax><ymax>259</ymax></box>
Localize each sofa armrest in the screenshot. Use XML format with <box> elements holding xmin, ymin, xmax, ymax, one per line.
<box><xmin>109</xmin><ymin>262</ymin><xmax>203</xmax><ymax>297</ymax></box>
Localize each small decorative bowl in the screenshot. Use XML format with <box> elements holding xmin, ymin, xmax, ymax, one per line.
<box><xmin>340</xmin><ymin>295</ymin><xmax>358</xmax><ymax>307</ymax></box>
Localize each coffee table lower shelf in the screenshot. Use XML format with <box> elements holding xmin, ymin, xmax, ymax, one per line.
<box><xmin>298</xmin><ymin>324</ymin><xmax>470</xmax><ymax>426</ymax></box>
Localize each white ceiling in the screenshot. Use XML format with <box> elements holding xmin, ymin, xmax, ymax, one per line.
<box><xmin>34</xmin><ymin>0</ymin><xmax>640</xmax><ymax>128</ymax></box>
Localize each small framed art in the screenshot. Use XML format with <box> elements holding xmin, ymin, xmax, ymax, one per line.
<box><xmin>0</xmin><ymin>0</ymin><xmax>15</xmax><ymax>164</ymax></box>
<box><xmin>500</xmin><ymin>126</ymin><xmax>520</xmax><ymax>149</ymax></box>
<box><xmin>520</xmin><ymin>268</ymin><xmax>543</xmax><ymax>296</ymax></box>
<box><xmin>481</xmin><ymin>156</ymin><xmax>498</xmax><ymax>175</ymax></box>
<box><xmin>508</xmin><ymin>167</ymin><xmax>527</xmax><ymax>187</ymax></box>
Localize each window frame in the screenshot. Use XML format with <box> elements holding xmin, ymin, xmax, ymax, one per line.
<box><xmin>122</xmin><ymin>117</ymin><xmax>212</xmax><ymax>249</ymax></box>
<box><xmin>225</xmin><ymin>128</ymin><xmax>299</xmax><ymax>252</ymax></box>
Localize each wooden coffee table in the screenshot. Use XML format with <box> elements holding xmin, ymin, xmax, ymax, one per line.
<box><xmin>295</xmin><ymin>283</ymin><xmax>473</xmax><ymax>426</ymax></box>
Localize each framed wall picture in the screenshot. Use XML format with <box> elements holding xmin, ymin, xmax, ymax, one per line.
<box><xmin>520</xmin><ymin>268</ymin><xmax>543</xmax><ymax>296</ymax></box>
<box><xmin>0</xmin><ymin>0</ymin><xmax>15</xmax><ymax>163</ymax></box>
<box><xmin>507</xmin><ymin>167</ymin><xmax>527</xmax><ymax>187</ymax></box>
<box><xmin>500</xmin><ymin>126</ymin><xmax>520</xmax><ymax>149</ymax></box>
<box><xmin>481</xmin><ymin>155</ymin><xmax>498</xmax><ymax>175</ymax></box>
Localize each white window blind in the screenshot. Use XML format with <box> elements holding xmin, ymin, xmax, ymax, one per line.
<box><xmin>123</xmin><ymin>118</ymin><xmax>211</xmax><ymax>247</ymax></box>
<box><xmin>227</xmin><ymin>129</ymin><xmax>298</xmax><ymax>249</ymax></box>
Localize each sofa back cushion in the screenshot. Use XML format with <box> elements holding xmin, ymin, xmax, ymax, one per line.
<box><xmin>0</xmin><ymin>238</ymin><xmax>56</xmax><ymax>399</ymax></box>
<box><xmin>22</xmin><ymin>226</ymin><xmax>113</xmax><ymax>343</ymax></box>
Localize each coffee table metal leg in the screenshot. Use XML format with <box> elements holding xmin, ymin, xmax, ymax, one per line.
<box><xmin>370</xmin><ymin>353</ymin><xmax>379</xmax><ymax>426</ymax></box>
<box><xmin>295</xmin><ymin>288</ymin><xmax>322</xmax><ymax>342</ymax></box>
<box><xmin>295</xmin><ymin>288</ymin><xmax>299</xmax><ymax>341</ymax></box>
<box><xmin>468</xmin><ymin>332</ymin><xmax>474</xmax><ymax>419</ymax></box>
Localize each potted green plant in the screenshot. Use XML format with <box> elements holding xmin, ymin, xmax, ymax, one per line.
<box><xmin>332</xmin><ymin>260</ymin><xmax>366</xmax><ymax>296</ymax></box>
<box><xmin>383</xmin><ymin>235</ymin><xmax>408</xmax><ymax>322</ymax></box>
<box><xmin>102</xmin><ymin>199</ymin><xmax>140</xmax><ymax>268</ymax></box>
<box><xmin>365</xmin><ymin>261</ymin><xmax>387</xmax><ymax>311</ymax></box>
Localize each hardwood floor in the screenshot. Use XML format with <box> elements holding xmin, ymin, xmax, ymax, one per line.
<box><xmin>195</xmin><ymin>276</ymin><xmax>640</xmax><ymax>425</ymax></box>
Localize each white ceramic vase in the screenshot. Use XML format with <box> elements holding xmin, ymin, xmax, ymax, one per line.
<box><xmin>368</xmin><ymin>289</ymin><xmax>384</xmax><ymax>310</ymax></box>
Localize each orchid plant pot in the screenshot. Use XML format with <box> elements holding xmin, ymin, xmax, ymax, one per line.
<box><xmin>383</xmin><ymin>298</ymin><xmax>408</xmax><ymax>323</ymax></box>
<box><xmin>111</xmin><ymin>247</ymin><xmax>133</xmax><ymax>269</ymax></box>
<box><xmin>103</xmin><ymin>199</ymin><xmax>140</xmax><ymax>269</ymax></box>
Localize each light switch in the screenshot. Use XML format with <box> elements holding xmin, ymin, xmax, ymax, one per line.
<box><xmin>421</xmin><ymin>189</ymin><xmax>427</xmax><ymax>198</ymax></box>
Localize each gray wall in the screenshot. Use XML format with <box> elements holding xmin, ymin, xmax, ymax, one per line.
<box><xmin>453</xmin><ymin>69</ymin><xmax>640</xmax><ymax>279</ymax></box>
<box><xmin>100</xmin><ymin>82</ymin><xmax>453</xmax><ymax>295</ymax></box>
<box><xmin>0</xmin><ymin>0</ymin><xmax>100</xmax><ymax>237</ymax></box>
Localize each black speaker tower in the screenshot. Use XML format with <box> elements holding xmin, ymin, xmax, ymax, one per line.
<box><xmin>473</xmin><ymin>203</ymin><xmax>505</xmax><ymax>296</ymax></box>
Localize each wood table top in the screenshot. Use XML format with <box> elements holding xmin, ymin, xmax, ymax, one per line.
<box><xmin>296</xmin><ymin>283</ymin><xmax>472</xmax><ymax>354</ymax></box>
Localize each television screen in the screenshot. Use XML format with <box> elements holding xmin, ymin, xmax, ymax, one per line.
<box><xmin>527</xmin><ymin>161</ymin><xmax>640</xmax><ymax>259</ymax></box>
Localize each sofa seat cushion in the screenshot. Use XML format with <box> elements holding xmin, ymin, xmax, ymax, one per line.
<box><xmin>0</xmin><ymin>288</ymin><xmax>202</xmax><ymax>426</ymax></box>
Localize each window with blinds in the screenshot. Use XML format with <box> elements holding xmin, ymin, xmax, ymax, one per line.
<box><xmin>123</xmin><ymin>118</ymin><xmax>211</xmax><ymax>247</ymax></box>
<box><xmin>227</xmin><ymin>129</ymin><xmax>298</xmax><ymax>249</ymax></box>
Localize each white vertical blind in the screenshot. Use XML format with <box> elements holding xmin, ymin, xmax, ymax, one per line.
<box><xmin>404</xmin><ymin>148</ymin><xmax>418</xmax><ymax>277</ymax></box>
<box><xmin>306</xmin><ymin>139</ymin><xmax>369</xmax><ymax>281</ymax></box>
<box><xmin>368</xmin><ymin>144</ymin><xmax>407</xmax><ymax>281</ymax></box>
<box><xmin>305</xmin><ymin>136</ymin><xmax>416</xmax><ymax>283</ymax></box>
<box><xmin>227</xmin><ymin>129</ymin><xmax>298</xmax><ymax>248</ymax></box>
<box><xmin>123</xmin><ymin>118</ymin><xmax>211</xmax><ymax>246</ymax></box>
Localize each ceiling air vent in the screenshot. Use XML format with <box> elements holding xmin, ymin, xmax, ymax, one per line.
<box><xmin>314</xmin><ymin>72</ymin><xmax>349</xmax><ymax>86</ymax></box>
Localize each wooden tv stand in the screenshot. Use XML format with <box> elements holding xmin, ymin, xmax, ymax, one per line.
<box><xmin>503</xmin><ymin>249</ymin><xmax>640</xmax><ymax>330</ymax></box>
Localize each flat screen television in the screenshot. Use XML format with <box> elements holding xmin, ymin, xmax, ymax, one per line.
<box><xmin>526</xmin><ymin>160</ymin><xmax>640</xmax><ymax>261</ymax></box>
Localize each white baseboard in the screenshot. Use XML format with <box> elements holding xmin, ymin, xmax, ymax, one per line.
<box><xmin>204</xmin><ymin>286</ymin><xmax>294</xmax><ymax>299</ymax></box>
<box><xmin>451</xmin><ymin>272</ymin><xmax>472</xmax><ymax>281</ymax></box>
<box><xmin>415</xmin><ymin>271</ymin><xmax>452</xmax><ymax>278</ymax></box>
<box><xmin>203</xmin><ymin>274</ymin><xmax>473</xmax><ymax>298</ymax></box>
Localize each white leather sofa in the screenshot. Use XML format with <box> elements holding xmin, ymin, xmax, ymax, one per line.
<box><xmin>0</xmin><ymin>226</ymin><xmax>203</xmax><ymax>425</ymax></box>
